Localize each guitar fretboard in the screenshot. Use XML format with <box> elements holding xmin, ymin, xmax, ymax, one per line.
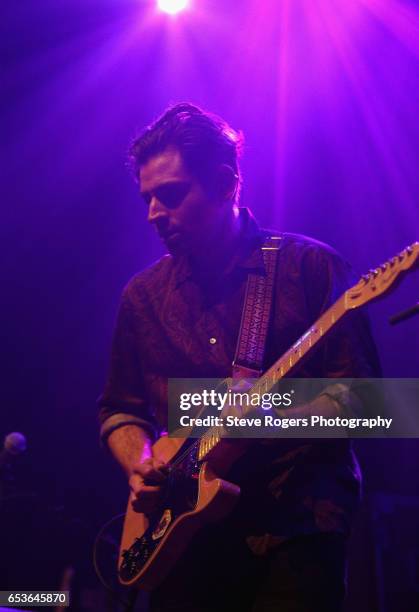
<box><xmin>197</xmin><ymin>294</ymin><xmax>347</xmax><ymax>460</ymax></box>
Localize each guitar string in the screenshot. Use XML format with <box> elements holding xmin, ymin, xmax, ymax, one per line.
<box><xmin>167</xmin><ymin>422</ymin><xmax>221</xmax><ymax>471</ymax></box>
<box><xmin>168</xmin><ymin>439</ymin><xmax>200</xmax><ymax>470</ymax></box>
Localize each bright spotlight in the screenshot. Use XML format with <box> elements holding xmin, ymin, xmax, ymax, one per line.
<box><xmin>157</xmin><ymin>0</ymin><xmax>189</xmax><ymax>15</ymax></box>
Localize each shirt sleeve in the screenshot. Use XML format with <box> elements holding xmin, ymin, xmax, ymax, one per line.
<box><xmin>301</xmin><ymin>242</ymin><xmax>382</xmax><ymax>416</ymax></box>
<box><xmin>97</xmin><ymin>285</ymin><xmax>159</xmax><ymax>444</ymax></box>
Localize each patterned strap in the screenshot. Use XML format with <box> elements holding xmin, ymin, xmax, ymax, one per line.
<box><xmin>232</xmin><ymin>235</ymin><xmax>282</xmax><ymax>379</ymax></box>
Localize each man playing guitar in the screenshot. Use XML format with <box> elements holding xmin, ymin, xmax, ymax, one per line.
<box><xmin>98</xmin><ymin>103</ymin><xmax>381</xmax><ymax>611</ymax></box>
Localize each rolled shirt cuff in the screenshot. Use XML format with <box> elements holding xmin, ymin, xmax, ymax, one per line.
<box><xmin>100</xmin><ymin>412</ymin><xmax>158</xmax><ymax>445</ymax></box>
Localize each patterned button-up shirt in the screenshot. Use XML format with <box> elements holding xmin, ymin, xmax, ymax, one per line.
<box><xmin>98</xmin><ymin>208</ymin><xmax>381</xmax><ymax>551</ymax></box>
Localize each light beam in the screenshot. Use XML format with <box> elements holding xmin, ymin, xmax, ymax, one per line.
<box><xmin>157</xmin><ymin>0</ymin><xmax>189</xmax><ymax>16</ymax></box>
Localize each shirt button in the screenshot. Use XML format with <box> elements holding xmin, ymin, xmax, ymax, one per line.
<box><xmin>209</xmin><ymin>337</ymin><xmax>217</xmax><ymax>345</ymax></box>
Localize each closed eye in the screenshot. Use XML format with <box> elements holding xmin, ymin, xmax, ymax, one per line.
<box><xmin>141</xmin><ymin>182</ymin><xmax>190</xmax><ymax>209</ymax></box>
<box><xmin>157</xmin><ymin>182</ymin><xmax>191</xmax><ymax>208</ymax></box>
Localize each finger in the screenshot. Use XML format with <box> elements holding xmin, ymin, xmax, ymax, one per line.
<box><xmin>143</xmin><ymin>467</ymin><xmax>167</xmax><ymax>484</ymax></box>
<box><xmin>131</xmin><ymin>485</ymin><xmax>162</xmax><ymax>513</ymax></box>
<box><xmin>132</xmin><ymin>459</ymin><xmax>167</xmax><ymax>479</ymax></box>
<box><xmin>135</xmin><ymin>484</ymin><xmax>162</xmax><ymax>498</ymax></box>
<box><xmin>131</xmin><ymin>457</ymin><xmax>153</xmax><ymax>475</ymax></box>
<box><xmin>132</xmin><ymin>462</ymin><xmax>158</xmax><ymax>481</ymax></box>
<box><xmin>129</xmin><ymin>473</ymin><xmax>144</xmax><ymax>495</ymax></box>
<box><xmin>153</xmin><ymin>459</ymin><xmax>170</xmax><ymax>472</ymax></box>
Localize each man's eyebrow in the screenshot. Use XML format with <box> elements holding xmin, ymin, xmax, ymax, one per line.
<box><xmin>140</xmin><ymin>180</ymin><xmax>189</xmax><ymax>196</ymax></box>
<box><xmin>158</xmin><ymin>180</ymin><xmax>189</xmax><ymax>189</ymax></box>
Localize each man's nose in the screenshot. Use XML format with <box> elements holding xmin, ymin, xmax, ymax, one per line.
<box><xmin>147</xmin><ymin>197</ymin><xmax>168</xmax><ymax>226</ymax></box>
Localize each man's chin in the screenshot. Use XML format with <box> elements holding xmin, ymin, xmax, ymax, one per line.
<box><xmin>163</xmin><ymin>232</ymin><xmax>185</xmax><ymax>256</ymax></box>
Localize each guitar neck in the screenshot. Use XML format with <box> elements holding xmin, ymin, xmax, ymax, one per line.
<box><xmin>197</xmin><ymin>294</ymin><xmax>347</xmax><ymax>461</ymax></box>
<box><xmin>197</xmin><ymin>240</ymin><xmax>419</xmax><ymax>461</ymax></box>
<box><xmin>252</xmin><ymin>294</ymin><xmax>347</xmax><ymax>394</ymax></box>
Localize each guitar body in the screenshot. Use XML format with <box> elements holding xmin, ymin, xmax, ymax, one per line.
<box><xmin>118</xmin><ymin>435</ymin><xmax>240</xmax><ymax>590</ymax></box>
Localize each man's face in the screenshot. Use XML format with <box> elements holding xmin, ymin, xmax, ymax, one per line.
<box><xmin>139</xmin><ymin>147</ymin><xmax>222</xmax><ymax>256</ymax></box>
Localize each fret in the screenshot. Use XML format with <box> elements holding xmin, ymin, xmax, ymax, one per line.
<box><xmin>197</xmin><ymin>296</ymin><xmax>348</xmax><ymax>462</ymax></box>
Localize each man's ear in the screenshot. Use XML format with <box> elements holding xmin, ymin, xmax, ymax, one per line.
<box><xmin>215</xmin><ymin>164</ymin><xmax>239</xmax><ymax>203</ymax></box>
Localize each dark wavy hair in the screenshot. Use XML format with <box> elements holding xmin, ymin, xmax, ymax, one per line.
<box><xmin>129</xmin><ymin>103</ymin><xmax>244</xmax><ymax>203</ymax></box>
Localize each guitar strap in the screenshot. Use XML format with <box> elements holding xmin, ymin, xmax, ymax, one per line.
<box><xmin>232</xmin><ymin>235</ymin><xmax>282</xmax><ymax>379</ymax></box>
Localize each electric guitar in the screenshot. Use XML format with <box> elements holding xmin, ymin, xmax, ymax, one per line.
<box><xmin>118</xmin><ymin>242</ymin><xmax>419</xmax><ymax>590</ymax></box>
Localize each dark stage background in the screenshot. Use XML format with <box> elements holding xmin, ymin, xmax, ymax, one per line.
<box><xmin>2</xmin><ymin>1</ymin><xmax>419</xmax><ymax>610</ymax></box>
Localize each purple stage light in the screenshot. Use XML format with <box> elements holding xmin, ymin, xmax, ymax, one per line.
<box><xmin>157</xmin><ymin>0</ymin><xmax>189</xmax><ymax>15</ymax></box>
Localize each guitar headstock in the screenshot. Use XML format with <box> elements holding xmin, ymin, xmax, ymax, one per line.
<box><xmin>345</xmin><ymin>242</ymin><xmax>419</xmax><ymax>309</ymax></box>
